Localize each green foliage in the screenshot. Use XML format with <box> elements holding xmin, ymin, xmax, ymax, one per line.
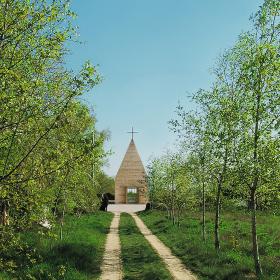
<box><xmin>95</xmin><ymin>171</ymin><xmax>115</xmax><ymax>195</ymax></box>
<box><xmin>147</xmin><ymin>151</ymin><xmax>196</xmax><ymax>226</ymax></box>
<box><xmin>0</xmin><ymin>0</ymin><xmax>111</xmax><ymax>275</ymax></box>
<box><xmin>166</xmin><ymin>0</ymin><xmax>280</xmax><ymax>275</ymax></box>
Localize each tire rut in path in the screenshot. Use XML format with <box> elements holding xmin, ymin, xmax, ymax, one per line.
<box><xmin>130</xmin><ymin>213</ymin><xmax>197</xmax><ymax>280</ymax></box>
<box><xmin>100</xmin><ymin>212</ymin><xmax>122</xmax><ymax>280</ymax></box>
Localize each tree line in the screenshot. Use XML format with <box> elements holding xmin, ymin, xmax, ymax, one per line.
<box><xmin>147</xmin><ymin>0</ymin><xmax>279</xmax><ymax>277</ymax></box>
<box><xmin>0</xmin><ymin>0</ymin><xmax>113</xmax><ymax>274</ymax></box>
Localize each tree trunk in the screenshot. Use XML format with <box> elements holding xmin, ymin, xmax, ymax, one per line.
<box><xmin>176</xmin><ymin>208</ymin><xmax>181</xmax><ymax>227</ymax></box>
<box><xmin>250</xmin><ymin>185</ymin><xmax>262</xmax><ymax>275</ymax></box>
<box><xmin>214</xmin><ymin>145</ymin><xmax>228</xmax><ymax>250</ymax></box>
<box><xmin>250</xmin><ymin>87</ymin><xmax>262</xmax><ymax>276</ymax></box>
<box><xmin>172</xmin><ymin>207</ymin><xmax>175</xmax><ymax>225</ymax></box>
<box><xmin>0</xmin><ymin>200</ymin><xmax>9</xmax><ymax>226</ymax></box>
<box><xmin>60</xmin><ymin>222</ymin><xmax>63</xmax><ymax>240</ymax></box>
<box><xmin>214</xmin><ymin>175</ymin><xmax>222</xmax><ymax>250</ymax></box>
<box><xmin>60</xmin><ymin>205</ymin><xmax>65</xmax><ymax>240</ymax></box>
<box><xmin>202</xmin><ymin>181</ymin><xmax>206</xmax><ymax>241</ymax></box>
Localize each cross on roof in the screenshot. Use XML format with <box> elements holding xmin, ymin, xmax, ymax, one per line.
<box><xmin>127</xmin><ymin>127</ymin><xmax>139</xmax><ymax>140</ymax></box>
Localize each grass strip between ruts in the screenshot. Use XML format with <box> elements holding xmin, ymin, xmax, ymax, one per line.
<box><xmin>119</xmin><ymin>212</ymin><xmax>173</xmax><ymax>280</ymax></box>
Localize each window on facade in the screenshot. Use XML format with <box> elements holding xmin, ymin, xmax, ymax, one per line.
<box><xmin>127</xmin><ymin>187</ymin><xmax>137</xmax><ymax>193</ymax></box>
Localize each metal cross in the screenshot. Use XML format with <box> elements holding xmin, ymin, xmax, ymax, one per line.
<box><xmin>127</xmin><ymin>127</ymin><xmax>139</xmax><ymax>140</ymax></box>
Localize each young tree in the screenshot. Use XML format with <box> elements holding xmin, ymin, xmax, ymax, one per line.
<box><xmin>170</xmin><ymin>108</ymin><xmax>211</xmax><ymax>240</ymax></box>
<box><xmin>147</xmin><ymin>152</ymin><xmax>195</xmax><ymax>226</ymax></box>
<box><xmin>231</xmin><ymin>0</ymin><xmax>280</xmax><ymax>274</ymax></box>
<box><xmin>0</xmin><ymin>0</ymin><xmax>101</xmax><ymax>223</ymax></box>
<box><xmin>0</xmin><ymin>0</ymin><xmax>108</xmax><ymax>271</ymax></box>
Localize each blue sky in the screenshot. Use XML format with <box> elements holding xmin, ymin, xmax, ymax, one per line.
<box><xmin>67</xmin><ymin>0</ymin><xmax>263</xmax><ymax>176</ymax></box>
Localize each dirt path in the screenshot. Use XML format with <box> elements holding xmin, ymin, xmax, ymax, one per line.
<box><xmin>131</xmin><ymin>213</ymin><xmax>197</xmax><ymax>280</ymax></box>
<box><xmin>108</xmin><ymin>203</ymin><xmax>145</xmax><ymax>213</ymax></box>
<box><xmin>100</xmin><ymin>213</ymin><xmax>122</xmax><ymax>280</ymax></box>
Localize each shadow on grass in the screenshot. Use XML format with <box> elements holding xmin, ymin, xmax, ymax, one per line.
<box><xmin>48</xmin><ymin>242</ymin><xmax>101</xmax><ymax>274</ymax></box>
<box><xmin>2</xmin><ymin>212</ymin><xmax>114</xmax><ymax>280</ymax></box>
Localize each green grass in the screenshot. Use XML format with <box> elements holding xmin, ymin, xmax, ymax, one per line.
<box><xmin>3</xmin><ymin>212</ymin><xmax>113</xmax><ymax>280</ymax></box>
<box><xmin>0</xmin><ymin>272</ymin><xmax>10</xmax><ymax>280</ymax></box>
<box><xmin>139</xmin><ymin>210</ymin><xmax>280</xmax><ymax>280</ymax></box>
<box><xmin>119</xmin><ymin>213</ymin><xmax>173</xmax><ymax>280</ymax></box>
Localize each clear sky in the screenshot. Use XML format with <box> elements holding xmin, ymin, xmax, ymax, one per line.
<box><xmin>66</xmin><ymin>0</ymin><xmax>263</xmax><ymax>176</ymax></box>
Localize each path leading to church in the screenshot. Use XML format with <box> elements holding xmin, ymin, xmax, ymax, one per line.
<box><xmin>101</xmin><ymin>205</ymin><xmax>197</xmax><ymax>279</ymax></box>
<box><xmin>131</xmin><ymin>213</ymin><xmax>197</xmax><ymax>280</ymax></box>
<box><xmin>100</xmin><ymin>213</ymin><xmax>122</xmax><ymax>280</ymax></box>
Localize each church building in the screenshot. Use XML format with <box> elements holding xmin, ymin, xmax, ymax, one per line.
<box><xmin>115</xmin><ymin>134</ymin><xmax>148</xmax><ymax>204</ymax></box>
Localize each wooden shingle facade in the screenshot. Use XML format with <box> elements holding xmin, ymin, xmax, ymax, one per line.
<box><xmin>115</xmin><ymin>139</ymin><xmax>147</xmax><ymax>204</ymax></box>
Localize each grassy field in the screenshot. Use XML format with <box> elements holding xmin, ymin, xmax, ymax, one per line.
<box><xmin>0</xmin><ymin>212</ymin><xmax>113</xmax><ymax>280</ymax></box>
<box><xmin>119</xmin><ymin>213</ymin><xmax>172</xmax><ymax>280</ymax></box>
<box><xmin>139</xmin><ymin>210</ymin><xmax>280</xmax><ymax>280</ymax></box>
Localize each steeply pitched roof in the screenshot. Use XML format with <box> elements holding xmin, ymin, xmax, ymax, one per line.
<box><xmin>116</xmin><ymin>139</ymin><xmax>146</xmax><ymax>180</ymax></box>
